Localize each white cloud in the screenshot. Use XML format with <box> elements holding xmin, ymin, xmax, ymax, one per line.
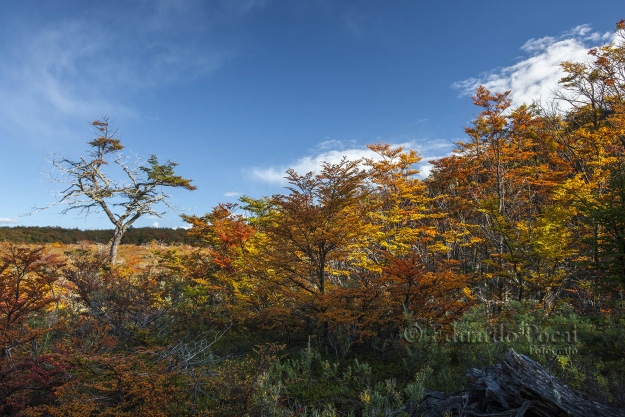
<box><xmin>249</xmin><ymin>145</ymin><xmax>386</xmax><ymax>185</ymax></box>
<box><xmin>248</xmin><ymin>139</ymin><xmax>454</xmax><ymax>185</ymax></box>
<box><xmin>0</xmin><ymin>218</ymin><xmax>19</xmax><ymax>225</ymax></box>
<box><xmin>224</xmin><ymin>191</ymin><xmax>241</xmax><ymax>197</ymax></box>
<box><xmin>453</xmin><ymin>24</ymin><xmax>614</xmax><ymax>107</ymax></box>
<box><xmin>152</xmin><ymin>221</ymin><xmax>160</xmax><ymax>227</ymax></box>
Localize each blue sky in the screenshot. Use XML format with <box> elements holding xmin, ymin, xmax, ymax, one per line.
<box><xmin>0</xmin><ymin>0</ymin><xmax>622</xmax><ymax>229</ymax></box>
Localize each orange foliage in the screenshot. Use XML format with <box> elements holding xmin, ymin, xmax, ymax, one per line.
<box><xmin>0</xmin><ymin>243</ymin><xmax>64</xmax><ymax>361</ymax></box>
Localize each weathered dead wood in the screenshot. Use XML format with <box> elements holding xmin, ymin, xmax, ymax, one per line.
<box><xmin>412</xmin><ymin>349</ymin><xmax>625</xmax><ymax>417</ymax></box>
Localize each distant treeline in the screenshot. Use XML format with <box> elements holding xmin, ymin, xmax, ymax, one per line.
<box><xmin>0</xmin><ymin>226</ymin><xmax>196</xmax><ymax>245</ymax></box>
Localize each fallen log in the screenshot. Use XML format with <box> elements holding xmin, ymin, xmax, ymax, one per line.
<box><xmin>412</xmin><ymin>349</ymin><xmax>625</xmax><ymax>417</ymax></box>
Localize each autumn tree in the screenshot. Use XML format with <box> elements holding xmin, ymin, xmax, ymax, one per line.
<box><xmin>0</xmin><ymin>243</ymin><xmax>64</xmax><ymax>361</ymax></box>
<box><xmin>537</xmin><ymin>20</ymin><xmax>625</xmax><ymax>306</ymax></box>
<box><xmin>364</xmin><ymin>143</ymin><xmax>433</xmax><ymax>258</ymax></box>
<box><xmin>44</xmin><ymin>118</ymin><xmax>196</xmax><ymax>262</ymax></box>
<box><xmin>169</xmin><ymin>203</ymin><xmax>258</xmax><ymax>327</ymax></box>
<box><xmin>427</xmin><ymin>87</ymin><xmax>572</xmax><ymax>306</ymax></box>
<box><xmin>578</xmin><ymin>165</ymin><xmax>625</xmax><ymax>290</ymax></box>
<box><xmin>29</xmin><ymin>353</ymin><xmax>187</xmax><ymax>417</ymax></box>
<box><xmin>183</xmin><ymin>203</ymin><xmax>255</xmax><ymax>275</ymax></box>
<box><xmin>362</xmin><ymin>144</ymin><xmax>471</xmax><ymax>336</ymax></box>
<box><xmin>177</xmin><ymin>198</ymin><xmax>291</xmax><ymax>332</ymax></box>
<box><xmin>262</xmin><ymin>159</ymin><xmax>373</xmax><ymax>343</ymax></box>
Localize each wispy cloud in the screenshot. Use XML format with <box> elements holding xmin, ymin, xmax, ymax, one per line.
<box><xmin>0</xmin><ymin>21</ymin><xmax>129</xmax><ymax>143</ymax></box>
<box><xmin>248</xmin><ymin>139</ymin><xmax>453</xmax><ymax>185</ymax></box>
<box><xmin>0</xmin><ymin>218</ymin><xmax>19</xmax><ymax>225</ymax></box>
<box><xmin>219</xmin><ymin>0</ymin><xmax>267</xmax><ymax>15</ymax></box>
<box><xmin>0</xmin><ymin>1</ymin><xmax>250</xmax><ymax>145</ymax></box>
<box><xmin>224</xmin><ymin>191</ymin><xmax>241</xmax><ymax>197</ymax></box>
<box><xmin>343</xmin><ymin>9</ymin><xmax>369</xmax><ymax>39</ymax></box>
<box><xmin>453</xmin><ymin>24</ymin><xmax>614</xmax><ymax>106</ymax></box>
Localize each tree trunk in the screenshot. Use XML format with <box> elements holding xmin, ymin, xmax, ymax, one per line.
<box><xmin>412</xmin><ymin>349</ymin><xmax>625</xmax><ymax>417</ymax></box>
<box><xmin>109</xmin><ymin>227</ymin><xmax>125</xmax><ymax>263</ymax></box>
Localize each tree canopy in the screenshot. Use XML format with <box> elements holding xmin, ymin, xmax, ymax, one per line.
<box><xmin>44</xmin><ymin>118</ymin><xmax>196</xmax><ymax>262</ymax></box>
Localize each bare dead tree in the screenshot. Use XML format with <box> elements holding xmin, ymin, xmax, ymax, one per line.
<box><xmin>39</xmin><ymin>117</ymin><xmax>196</xmax><ymax>262</ymax></box>
<box><xmin>412</xmin><ymin>350</ymin><xmax>625</xmax><ymax>417</ymax></box>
